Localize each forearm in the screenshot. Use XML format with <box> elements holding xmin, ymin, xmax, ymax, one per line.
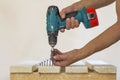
<box><xmin>71</xmin><ymin>0</ymin><xmax>115</xmax><ymax>10</ymax></box>
<box><xmin>75</xmin><ymin>0</ymin><xmax>120</xmax><ymax>60</ymax></box>
<box><xmin>80</xmin><ymin>21</ymin><xmax>120</xmax><ymax>58</ymax></box>
<box><xmin>82</xmin><ymin>0</ymin><xmax>115</xmax><ymax>9</ymax></box>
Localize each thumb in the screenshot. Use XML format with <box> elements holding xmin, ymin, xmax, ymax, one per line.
<box><xmin>54</xmin><ymin>49</ymin><xmax>62</xmax><ymax>55</ymax></box>
<box><xmin>60</xmin><ymin>5</ymin><xmax>75</xmax><ymax>19</ymax></box>
<box><xmin>60</xmin><ymin>1</ymin><xmax>83</xmax><ymax>19</ymax></box>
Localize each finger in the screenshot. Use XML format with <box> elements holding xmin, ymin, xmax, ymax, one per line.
<box><xmin>66</xmin><ymin>18</ymin><xmax>71</xmax><ymax>30</ymax></box>
<box><xmin>54</xmin><ymin>49</ymin><xmax>62</xmax><ymax>55</ymax></box>
<box><xmin>54</xmin><ymin>61</ymin><xmax>66</xmax><ymax>66</ymax></box>
<box><xmin>53</xmin><ymin>60</ymin><xmax>69</xmax><ymax>67</ymax></box>
<box><xmin>71</xmin><ymin>17</ymin><xmax>76</xmax><ymax>29</ymax></box>
<box><xmin>75</xmin><ymin>20</ymin><xmax>79</xmax><ymax>28</ymax></box>
<box><xmin>52</xmin><ymin>60</ymin><xmax>62</xmax><ymax>66</ymax></box>
<box><xmin>53</xmin><ymin>55</ymin><xmax>64</xmax><ymax>61</ymax></box>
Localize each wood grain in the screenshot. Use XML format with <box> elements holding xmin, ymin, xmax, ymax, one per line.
<box><xmin>11</xmin><ymin>72</ymin><xmax>116</xmax><ymax>80</ymax></box>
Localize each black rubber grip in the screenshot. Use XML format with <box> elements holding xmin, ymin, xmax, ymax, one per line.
<box><xmin>61</xmin><ymin>11</ymin><xmax>78</xmax><ymax>21</ymax></box>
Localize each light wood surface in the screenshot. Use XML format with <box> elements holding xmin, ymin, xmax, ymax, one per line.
<box><xmin>10</xmin><ymin>61</ymin><xmax>39</xmax><ymax>73</ymax></box>
<box><xmin>10</xmin><ymin>60</ymin><xmax>116</xmax><ymax>80</ymax></box>
<box><xmin>10</xmin><ymin>64</ymin><xmax>38</xmax><ymax>73</ymax></box>
<box><xmin>38</xmin><ymin>66</ymin><xmax>61</xmax><ymax>73</ymax></box>
<box><xmin>65</xmin><ymin>61</ymin><xmax>88</xmax><ymax>73</ymax></box>
<box><xmin>10</xmin><ymin>72</ymin><xmax>39</xmax><ymax>80</ymax></box>
<box><xmin>85</xmin><ymin>60</ymin><xmax>116</xmax><ymax>73</ymax></box>
<box><xmin>11</xmin><ymin>72</ymin><xmax>116</xmax><ymax>80</ymax></box>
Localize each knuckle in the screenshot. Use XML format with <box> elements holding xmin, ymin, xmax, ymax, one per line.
<box><xmin>61</xmin><ymin>9</ymin><xmax>66</xmax><ymax>14</ymax></box>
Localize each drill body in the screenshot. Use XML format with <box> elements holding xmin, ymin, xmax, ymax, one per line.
<box><xmin>46</xmin><ymin>6</ymin><xmax>98</xmax><ymax>55</ymax></box>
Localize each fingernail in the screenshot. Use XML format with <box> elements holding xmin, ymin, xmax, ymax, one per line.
<box><xmin>61</xmin><ymin>29</ymin><xmax>65</xmax><ymax>32</ymax></box>
<box><xmin>53</xmin><ymin>56</ymin><xmax>56</xmax><ymax>59</ymax></box>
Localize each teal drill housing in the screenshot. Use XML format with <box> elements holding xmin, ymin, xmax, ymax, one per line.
<box><xmin>46</xmin><ymin>5</ymin><xmax>98</xmax><ymax>48</ymax></box>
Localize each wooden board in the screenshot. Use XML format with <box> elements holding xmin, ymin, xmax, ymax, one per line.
<box><xmin>11</xmin><ymin>72</ymin><xmax>116</xmax><ymax>80</ymax></box>
<box><xmin>10</xmin><ymin>61</ymin><xmax>39</xmax><ymax>73</ymax></box>
<box><xmin>10</xmin><ymin>60</ymin><xmax>116</xmax><ymax>80</ymax></box>
<box><xmin>65</xmin><ymin>61</ymin><xmax>88</xmax><ymax>73</ymax></box>
<box><xmin>10</xmin><ymin>73</ymin><xmax>39</xmax><ymax>80</ymax></box>
<box><xmin>85</xmin><ymin>60</ymin><xmax>116</xmax><ymax>73</ymax></box>
<box><xmin>38</xmin><ymin>59</ymin><xmax>61</xmax><ymax>73</ymax></box>
<box><xmin>38</xmin><ymin>66</ymin><xmax>61</xmax><ymax>73</ymax></box>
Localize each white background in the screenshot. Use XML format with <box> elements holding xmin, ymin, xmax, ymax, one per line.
<box><xmin>0</xmin><ymin>0</ymin><xmax>120</xmax><ymax>80</ymax></box>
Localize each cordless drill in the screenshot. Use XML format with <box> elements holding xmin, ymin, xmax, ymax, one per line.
<box><xmin>46</xmin><ymin>5</ymin><xmax>99</xmax><ymax>57</ymax></box>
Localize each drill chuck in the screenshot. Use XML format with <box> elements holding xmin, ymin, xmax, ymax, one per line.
<box><xmin>47</xmin><ymin>31</ymin><xmax>58</xmax><ymax>47</ymax></box>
